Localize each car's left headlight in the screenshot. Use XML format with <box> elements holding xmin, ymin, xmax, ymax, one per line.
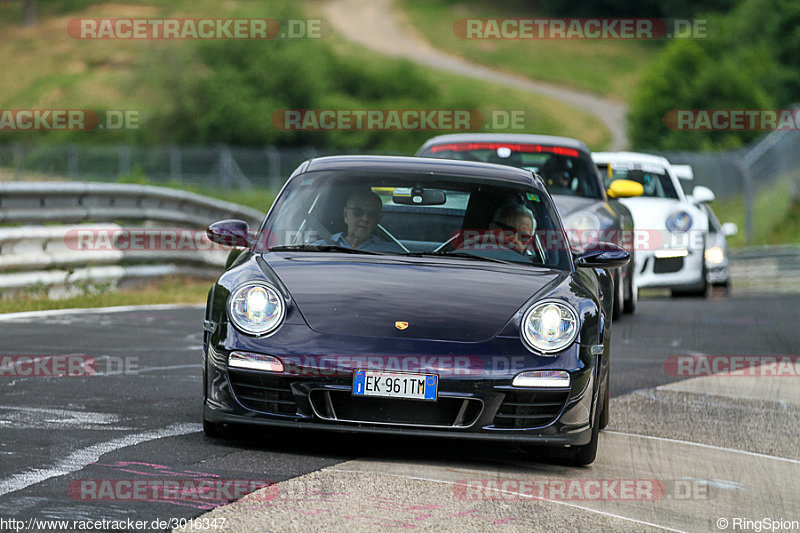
<box><xmin>666</xmin><ymin>210</ymin><xmax>692</xmax><ymax>233</ymax></box>
<box><xmin>227</xmin><ymin>283</ymin><xmax>285</xmax><ymax>336</ymax></box>
<box><xmin>521</xmin><ymin>301</ymin><xmax>579</xmax><ymax>354</ymax></box>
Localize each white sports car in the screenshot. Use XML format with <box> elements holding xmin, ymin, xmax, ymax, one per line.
<box><xmin>592</xmin><ymin>152</ymin><xmax>715</xmax><ymax>297</ymax></box>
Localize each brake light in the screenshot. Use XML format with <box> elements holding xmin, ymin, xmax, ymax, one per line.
<box><xmin>429</xmin><ymin>142</ymin><xmax>579</xmax><ymax>158</ymax></box>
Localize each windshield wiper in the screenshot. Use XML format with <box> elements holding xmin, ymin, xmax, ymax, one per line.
<box><xmin>401</xmin><ymin>250</ymin><xmax>513</xmax><ymax>264</ymax></box>
<box><xmin>268</xmin><ymin>244</ymin><xmax>386</xmax><ymax>255</ymax></box>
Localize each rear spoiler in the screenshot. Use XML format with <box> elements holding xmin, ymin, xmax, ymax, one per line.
<box><xmin>672</xmin><ymin>165</ymin><xmax>694</xmax><ymax>181</ymax></box>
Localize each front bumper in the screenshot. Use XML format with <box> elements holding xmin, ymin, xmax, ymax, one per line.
<box><xmin>706</xmin><ymin>262</ymin><xmax>729</xmax><ymax>285</ymax></box>
<box><xmin>635</xmin><ymin>247</ymin><xmax>705</xmax><ymax>290</ymax></box>
<box><xmin>204</xmin><ymin>342</ymin><xmax>600</xmax><ymax>446</ymax></box>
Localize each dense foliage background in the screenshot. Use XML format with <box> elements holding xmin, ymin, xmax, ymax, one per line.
<box><xmin>628</xmin><ymin>0</ymin><xmax>800</xmax><ymax>151</ymax></box>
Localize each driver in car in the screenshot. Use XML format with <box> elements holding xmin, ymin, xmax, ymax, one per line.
<box><xmin>541</xmin><ymin>157</ymin><xmax>577</xmax><ymax>193</ymax></box>
<box><xmin>325</xmin><ymin>190</ymin><xmax>402</xmax><ymax>252</ymax></box>
<box><xmin>489</xmin><ymin>203</ymin><xmax>536</xmax><ymax>254</ymax></box>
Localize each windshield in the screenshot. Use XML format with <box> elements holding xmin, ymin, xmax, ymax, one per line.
<box><xmin>419</xmin><ymin>142</ymin><xmax>602</xmax><ymax>199</ymax></box>
<box><xmin>597</xmin><ymin>163</ymin><xmax>679</xmax><ymax>199</ymax></box>
<box><xmin>256</xmin><ymin>170</ymin><xmax>572</xmax><ymax>270</ymax></box>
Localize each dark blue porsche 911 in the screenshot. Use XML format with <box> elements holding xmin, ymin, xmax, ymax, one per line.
<box><xmin>201</xmin><ymin>155</ymin><xmax>628</xmax><ymax>465</ymax></box>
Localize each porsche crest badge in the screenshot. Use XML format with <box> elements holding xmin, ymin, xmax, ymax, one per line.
<box><xmin>395</xmin><ymin>321</ymin><xmax>409</xmax><ymax>330</ymax></box>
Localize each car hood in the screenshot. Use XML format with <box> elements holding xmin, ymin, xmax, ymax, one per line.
<box><xmin>263</xmin><ymin>253</ymin><xmax>565</xmax><ymax>342</ymax></box>
<box><xmin>551</xmin><ymin>195</ymin><xmax>599</xmax><ymax>218</ymax></box>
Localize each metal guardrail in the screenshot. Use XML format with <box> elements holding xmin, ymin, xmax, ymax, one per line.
<box><xmin>0</xmin><ymin>183</ymin><xmax>264</xmax><ymax>298</ymax></box>
<box><xmin>729</xmin><ymin>246</ymin><xmax>800</xmax><ymax>294</ymax></box>
<box><xmin>0</xmin><ymin>182</ymin><xmax>263</xmax><ymax>226</ymax></box>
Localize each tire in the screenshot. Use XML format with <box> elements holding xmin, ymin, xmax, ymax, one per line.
<box><xmin>599</xmin><ymin>372</ymin><xmax>609</xmax><ymax>430</ymax></box>
<box><xmin>712</xmin><ymin>280</ymin><xmax>730</xmax><ymax>296</ymax></box>
<box><xmin>611</xmin><ymin>271</ymin><xmax>623</xmax><ymax>320</ymax></box>
<box><xmin>623</xmin><ymin>264</ymin><xmax>637</xmax><ymax>314</ymax></box>
<box><xmin>671</xmin><ymin>258</ymin><xmax>708</xmax><ymax>298</ymax></box>
<box><xmin>568</xmin><ymin>393</ymin><xmax>602</xmax><ymax>466</ymax></box>
<box><xmin>203</xmin><ymin>417</ymin><xmax>226</xmax><ymax>438</ymax></box>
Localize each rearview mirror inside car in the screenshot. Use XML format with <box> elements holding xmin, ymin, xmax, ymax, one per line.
<box><xmin>393</xmin><ymin>186</ymin><xmax>446</xmax><ymax>205</ymax></box>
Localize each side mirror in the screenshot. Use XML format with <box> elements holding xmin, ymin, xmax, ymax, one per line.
<box><xmin>721</xmin><ymin>222</ymin><xmax>738</xmax><ymax>237</ymax></box>
<box><xmin>692</xmin><ymin>186</ymin><xmax>715</xmax><ymax>203</ymax></box>
<box><xmin>206</xmin><ymin>219</ymin><xmax>250</xmax><ymax>247</ymax></box>
<box><xmin>574</xmin><ymin>242</ymin><xmax>630</xmax><ymax>269</ymax></box>
<box><xmin>606</xmin><ymin>179</ymin><xmax>644</xmax><ymax>199</ymax></box>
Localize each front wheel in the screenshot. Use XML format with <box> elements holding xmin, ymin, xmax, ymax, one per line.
<box><xmin>671</xmin><ymin>264</ymin><xmax>708</xmax><ymax>298</ymax></box>
<box><xmin>599</xmin><ymin>372</ymin><xmax>609</xmax><ymax>429</ymax></box>
<box><xmin>567</xmin><ymin>392</ymin><xmax>602</xmax><ymax>466</ymax></box>
<box><xmin>203</xmin><ymin>417</ymin><xmax>227</xmax><ymax>438</ymax></box>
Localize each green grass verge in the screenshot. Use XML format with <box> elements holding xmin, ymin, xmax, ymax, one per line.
<box><xmin>398</xmin><ymin>0</ymin><xmax>657</xmax><ymax>100</ymax></box>
<box><xmin>711</xmin><ymin>171</ymin><xmax>800</xmax><ymax>247</ymax></box>
<box><xmin>0</xmin><ymin>276</ymin><xmax>209</xmax><ymax>314</ymax></box>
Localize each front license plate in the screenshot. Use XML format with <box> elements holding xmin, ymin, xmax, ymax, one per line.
<box><xmin>352</xmin><ymin>369</ymin><xmax>438</xmax><ymax>401</ymax></box>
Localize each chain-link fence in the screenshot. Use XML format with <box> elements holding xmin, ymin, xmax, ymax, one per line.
<box><xmin>0</xmin><ymin>144</ymin><xmax>395</xmax><ymax>190</ymax></box>
<box><xmin>660</xmin><ymin>130</ymin><xmax>800</xmax><ymax>200</ymax></box>
<box><xmin>660</xmin><ymin>129</ymin><xmax>800</xmax><ymax>244</ymax></box>
<box><xmin>3</xmin><ymin>129</ymin><xmax>800</xmax><ymax>243</ymax></box>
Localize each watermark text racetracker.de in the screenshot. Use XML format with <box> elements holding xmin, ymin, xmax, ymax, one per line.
<box><xmin>271</xmin><ymin>109</ymin><xmax>526</xmax><ymax>131</ymax></box>
<box><xmin>0</xmin><ymin>109</ymin><xmax>140</xmax><ymax>131</ymax></box>
<box><xmin>0</xmin><ymin>355</ymin><xmax>138</xmax><ymax>377</ymax></box>
<box><xmin>454</xmin><ymin>478</ymin><xmax>711</xmax><ymax>501</ymax></box>
<box><xmin>67</xmin><ymin>227</ymin><xmax>713</xmax><ymax>257</ymax></box>
<box><xmin>664</xmin><ymin>109</ymin><xmax>800</xmax><ymax>131</ymax></box>
<box><xmin>454</xmin><ymin>18</ymin><xmax>708</xmax><ymax>40</ymax></box>
<box><xmin>68</xmin><ymin>18</ymin><xmax>324</xmax><ymax>39</ymax></box>
<box><xmin>665</xmin><ymin>355</ymin><xmax>800</xmax><ymax>377</ymax></box>
<box><xmin>65</xmin><ymin>228</ymin><xmax>229</xmax><ymax>252</ymax></box>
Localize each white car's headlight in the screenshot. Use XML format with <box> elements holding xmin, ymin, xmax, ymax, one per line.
<box><xmin>666</xmin><ymin>210</ymin><xmax>692</xmax><ymax>233</ymax></box>
<box><xmin>705</xmin><ymin>246</ymin><xmax>725</xmax><ymax>264</ymax></box>
<box><xmin>521</xmin><ymin>301</ymin><xmax>579</xmax><ymax>354</ymax></box>
<box><xmin>227</xmin><ymin>283</ymin><xmax>285</xmax><ymax>336</ymax></box>
<box><xmin>563</xmin><ymin>212</ymin><xmax>600</xmax><ymax>247</ymax></box>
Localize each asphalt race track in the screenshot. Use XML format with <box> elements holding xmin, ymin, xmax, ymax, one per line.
<box><xmin>0</xmin><ymin>295</ymin><xmax>798</xmax><ymax>532</ymax></box>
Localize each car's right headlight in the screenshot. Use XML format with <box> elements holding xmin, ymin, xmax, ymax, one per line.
<box><xmin>227</xmin><ymin>283</ymin><xmax>285</xmax><ymax>336</ymax></box>
<box><xmin>521</xmin><ymin>300</ymin><xmax>579</xmax><ymax>354</ymax></box>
